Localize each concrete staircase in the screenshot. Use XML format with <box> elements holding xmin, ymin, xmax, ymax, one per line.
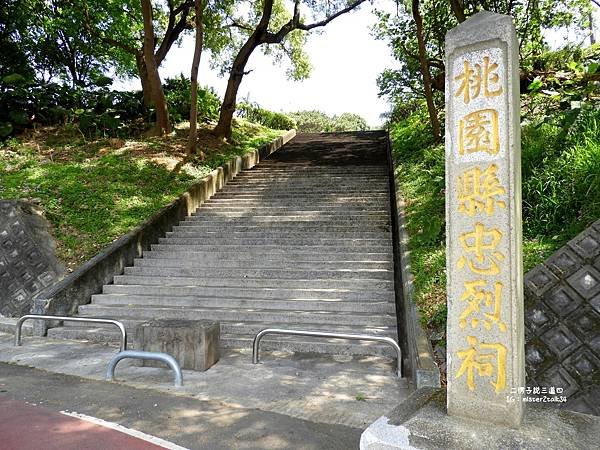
<box><xmin>48</xmin><ymin>132</ymin><xmax>398</xmax><ymax>356</ymax></box>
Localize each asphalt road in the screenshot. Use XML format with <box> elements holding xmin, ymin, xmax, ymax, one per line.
<box><xmin>0</xmin><ymin>362</ymin><xmax>362</xmax><ymax>450</ymax></box>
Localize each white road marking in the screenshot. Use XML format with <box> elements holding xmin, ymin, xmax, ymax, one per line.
<box><xmin>60</xmin><ymin>410</ymin><xmax>189</xmax><ymax>450</ymax></box>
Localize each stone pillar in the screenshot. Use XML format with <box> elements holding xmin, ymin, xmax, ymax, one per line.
<box><xmin>445</xmin><ymin>11</ymin><xmax>524</xmax><ymax>427</ymax></box>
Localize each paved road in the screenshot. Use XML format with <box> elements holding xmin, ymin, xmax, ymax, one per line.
<box><xmin>0</xmin><ymin>363</ymin><xmax>362</xmax><ymax>450</ymax></box>
<box><xmin>0</xmin><ymin>396</ymin><xmax>168</xmax><ymax>450</ymax></box>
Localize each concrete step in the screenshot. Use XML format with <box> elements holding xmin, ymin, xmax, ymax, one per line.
<box><xmin>210</xmin><ymin>194</ymin><xmax>390</xmax><ymax>200</ymax></box>
<box><xmin>217</xmin><ymin>188</ymin><xmax>390</xmax><ymax>195</ymax></box>
<box><xmin>103</xmin><ymin>284</ymin><xmax>395</xmax><ymax>301</ymax></box>
<box><xmin>177</xmin><ymin>222</ymin><xmax>392</xmax><ymax>232</ymax></box>
<box><xmin>0</xmin><ymin>317</ymin><xmax>33</xmax><ymax>336</ymax></box>
<box><xmin>141</xmin><ymin>249</ymin><xmax>392</xmax><ymax>262</ymax></box>
<box><xmin>59</xmin><ymin>318</ymin><xmax>397</xmax><ymax>338</ymax></box>
<box><xmin>134</xmin><ymin>258</ymin><xmax>392</xmax><ymax>271</ymax></box>
<box><xmin>220</xmin><ymin>335</ymin><xmax>397</xmax><ymax>358</ymax></box>
<box><xmin>149</xmin><ymin>243</ymin><xmax>391</xmax><ymax>253</ymax></box>
<box><xmin>123</xmin><ymin>266</ymin><xmax>394</xmax><ymax>281</ymax></box>
<box><xmin>192</xmin><ymin>209</ymin><xmax>388</xmax><ymax>217</ymax></box>
<box><xmin>182</xmin><ymin>216</ymin><xmax>390</xmax><ymax>224</ymax></box>
<box><xmin>204</xmin><ymin>198</ymin><xmax>390</xmax><ymax>205</ymax></box>
<box><xmin>77</xmin><ymin>305</ymin><xmax>398</xmax><ymax>326</ymax></box>
<box><xmin>112</xmin><ymin>275</ymin><xmax>394</xmax><ymax>290</ymax></box>
<box><xmin>158</xmin><ymin>236</ymin><xmax>392</xmax><ymax>247</ymax></box>
<box><xmin>225</xmin><ymin>183</ymin><xmax>389</xmax><ymax>190</ymax></box>
<box><xmin>47</xmin><ymin>324</ymin><xmax>398</xmax><ymax>357</ymax></box>
<box><xmin>197</xmin><ymin>206</ymin><xmax>390</xmax><ymax>213</ymax></box>
<box><xmin>90</xmin><ymin>294</ymin><xmax>395</xmax><ymax>313</ymax></box>
<box><xmin>169</xmin><ymin>227</ymin><xmax>390</xmax><ymax>238</ymax></box>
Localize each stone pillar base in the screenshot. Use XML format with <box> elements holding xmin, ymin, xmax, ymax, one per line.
<box><xmin>360</xmin><ymin>388</ymin><xmax>600</xmax><ymax>450</ymax></box>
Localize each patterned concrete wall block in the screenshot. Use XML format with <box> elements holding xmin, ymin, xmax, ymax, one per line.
<box><xmin>523</xmin><ymin>219</ymin><xmax>600</xmax><ymax>417</ymax></box>
<box><xmin>524</xmin><ymin>264</ymin><xmax>559</xmax><ymax>298</ymax></box>
<box><xmin>525</xmin><ymin>300</ymin><xmax>557</xmax><ymax>335</ymax></box>
<box><xmin>563</xmin><ymin>348</ymin><xmax>600</xmax><ymax>384</ymax></box>
<box><xmin>566</xmin><ymin>266</ymin><xmax>600</xmax><ymax>300</ymax></box>
<box><xmin>568</xmin><ymin>229</ymin><xmax>600</xmax><ymax>261</ymax></box>
<box><xmin>539</xmin><ymin>324</ymin><xmax>582</xmax><ymax>360</ymax></box>
<box><xmin>545</xmin><ymin>247</ymin><xmax>582</xmax><ymax>278</ymax></box>
<box><xmin>0</xmin><ymin>201</ymin><xmax>65</xmax><ymax>317</ymax></box>
<box><xmin>542</xmin><ymin>285</ymin><xmax>583</xmax><ymax>317</ymax></box>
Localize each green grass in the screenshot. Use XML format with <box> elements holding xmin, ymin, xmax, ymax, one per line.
<box><xmin>0</xmin><ymin>120</ymin><xmax>283</xmax><ymax>268</ymax></box>
<box><xmin>391</xmin><ymin>106</ymin><xmax>600</xmax><ymax>336</ymax></box>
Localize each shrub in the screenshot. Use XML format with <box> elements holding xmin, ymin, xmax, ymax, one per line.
<box><xmin>163</xmin><ymin>75</ymin><xmax>221</xmax><ymax>124</ymax></box>
<box><xmin>289</xmin><ymin>110</ymin><xmax>370</xmax><ymax>132</ymax></box>
<box><xmin>236</xmin><ymin>103</ymin><xmax>297</xmax><ymax>130</ymax></box>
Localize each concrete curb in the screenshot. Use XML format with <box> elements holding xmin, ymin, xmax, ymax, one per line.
<box><xmin>31</xmin><ymin>130</ymin><xmax>297</xmax><ymax>336</ymax></box>
<box><xmin>386</xmin><ymin>138</ymin><xmax>441</xmax><ymax>389</ymax></box>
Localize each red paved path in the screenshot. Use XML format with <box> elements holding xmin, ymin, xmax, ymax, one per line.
<box><xmin>0</xmin><ymin>396</ymin><xmax>167</xmax><ymax>450</ymax></box>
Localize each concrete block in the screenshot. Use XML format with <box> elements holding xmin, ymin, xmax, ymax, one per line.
<box><xmin>134</xmin><ymin>319</ymin><xmax>220</xmax><ymax>371</ymax></box>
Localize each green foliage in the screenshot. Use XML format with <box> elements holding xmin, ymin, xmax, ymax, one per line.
<box><xmin>289</xmin><ymin>110</ymin><xmax>370</xmax><ymax>133</ymax></box>
<box><xmin>0</xmin><ymin>76</ymin><xmax>146</xmax><ymax>137</ymax></box>
<box><xmin>373</xmin><ymin>0</ymin><xmax>594</xmax><ymax>119</ymax></box>
<box><xmin>0</xmin><ymin>73</ymin><xmax>225</xmax><ymax>139</ymax></box>
<box><xmin>236</xmin><ymin>103</ymin><xmax>297</xmax><ymax>130</ymax></box>
<box><xmin>163</xmin><ymin>75</ymin><xmax>221</xmax><ymax>124</ymax></box>
<box><xmin>390</xmin><ymin>100</ymin><xmax>600</xmax><ymax>336</ymax></box>
<box><xmin>522</xmin><ymin>106</ymin><xmax>600</xmax><ymax>239</ymax></box>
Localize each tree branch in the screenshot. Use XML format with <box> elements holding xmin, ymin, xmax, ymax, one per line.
<box><xmin>262</xmin><ymin>0</ymin><xmax>368</xmax><ymax>45</ymax></box>
<box><xmin>155</xmin><ymin>0</ymin><xmax>194</xmax><ymax>65</ymax></box>
<box><xmin>295</xmin><ymin>0</ymin><xmax>368</xmax><ymax>31</ymax></box>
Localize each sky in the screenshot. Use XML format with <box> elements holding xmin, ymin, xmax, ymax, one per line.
<box><xmin>115</xmin><ymin>3</ymin><xmax>398</xmax><ymax>128</ymax></box>
<box><xmin>114</xmin><ymin>3</ymin><xmax>600</xmax><ymax>129</ymax></box>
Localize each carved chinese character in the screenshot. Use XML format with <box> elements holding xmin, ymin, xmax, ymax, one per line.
<box><xmin>457</xmin><ymin>164</ymin><xmax>506</xmax><ymax>216</ymax></box>
<box><xmin>459</xmin><ymin>280</ymin><xmax>507</xmax><ymax>332</ymax></box>
<box><xmin>456</xmin><ymin>335</ymin><xmax>507</xmax><ymax>393</ymax></box>
<box><xmin>459</xmin><ymin>109</ymin><xmax>499</xmax><ymax>155</ymax></box>
<box><xmin>458</xmin><ymin>223</ymin><xmax>504</xmax><ymax>275</ymax></box>
<box><xmin>454</xmin><ymin>56</ymin><xmax>503</xmax><ymax>104</ymax></box>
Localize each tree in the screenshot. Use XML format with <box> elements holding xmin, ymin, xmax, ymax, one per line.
<box><xmin>141</xmin><ymin>0</ymin><xmax>171</xmax><ymax>135</ymax></box>
<box><xmin>373</xmin><ymin>0</ymin><xmax>594</xmax><ymax>132</ymax></box>
<box><xmin>213</xmin><ymin>0</ymin><xmax>369</xmax><ymax>140</ymax></box>
<box><xmin>84</xmin><ymin>0</ymin><xmax>195</xmax><ymax>108</ymax></box>
<box><xmin>412</xmin><ymin>0</ymin><xmax>441</xmax><ymax>141</ymax></box>
<box><xmin>188</xmin><ymin>0</ymin><xmax>205</xmax><ymax>154</ymax></box>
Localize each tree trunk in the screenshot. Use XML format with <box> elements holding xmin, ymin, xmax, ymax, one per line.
<box><xmin>412</xmin><ymin>0</ymin><xmax>441</xmax><ymax>142</ymax></box>
<box><xmin>135</xmin><ymin>52</ymin><xmax>153</xmax><ymax>107</ymax></box>
<box><xmin>449</xmin><ymin>0</ymin><xmax>466</xmax><ymax>23</ymax></box>
<box><xmin>188</xmin><ymin>0</ymin><xmax>205</xmax><ymax>154</ymax></box>
<box><xmin>141</xmin><ymin>0</ymin><xmax>171</xmax><ymax>135</ymax></box>
<box><xmin>213</xmin><ymin>38</ymin><xmax>259</xmax><ymax>140</ymax></box>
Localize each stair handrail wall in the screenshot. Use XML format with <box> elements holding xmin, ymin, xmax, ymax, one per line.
<box><xmin>385</xmin><ymin>133</ymin><xmax>441</xmax><ymax>389</ymax></box>
<box><xmin>30</xmin><ymin>130</ymin><xmax>296</xmax><ymax>337</ymax></box>
<box><xmin>15</xmin><ymin>314</ymin><xmax>127</xmax><ymax>351</ymax></box>
<box><xmin>252</xmin><ymin>328</ymin><xmax>402</xmax><ymax>377</ymax></box>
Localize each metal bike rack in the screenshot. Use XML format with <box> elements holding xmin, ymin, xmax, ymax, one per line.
<box><xmin>15</xmin><ymin>315</ymin><xmax>128</xmax><ymax>352</ymax></box>
<box><xmin>252</xmin><ymin>328</ymin><xmax>402</xmax><ymax>377</ymax></box>
<box><xmin>106</xmin><ymin>350</ymin><xmax>183</xmax><ymax>387</ymax></box>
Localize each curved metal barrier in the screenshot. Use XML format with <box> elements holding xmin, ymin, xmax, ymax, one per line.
<box><xmin>106</xmin><ymin>350</ymin><xmax>183</xmax><ymax>387</ymax></box>
<box><xmin>252</xmin><ymin>328</ymin><xmax>402</xmax><ymax>377</ymax></box>
<box><xmin>15</xmin><ymin>315</ymin><xmax>127</xmax><ymax>352</ymax></box>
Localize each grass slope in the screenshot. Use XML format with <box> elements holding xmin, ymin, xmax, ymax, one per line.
<box><xmin>391</xmin><ymin>106</ymin><xmax>600</xmax><ymax>339</ymax></box>
<box><xmin>0</xmin><ymin>120</ymin><xmax>283</xmax><ymax>269</ymax></box>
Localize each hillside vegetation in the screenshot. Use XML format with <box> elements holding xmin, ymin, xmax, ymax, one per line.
<box><xmin>389</xmin><ymin>45</ymin><xmax>600</xmax><ymax>339</ymax></box>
